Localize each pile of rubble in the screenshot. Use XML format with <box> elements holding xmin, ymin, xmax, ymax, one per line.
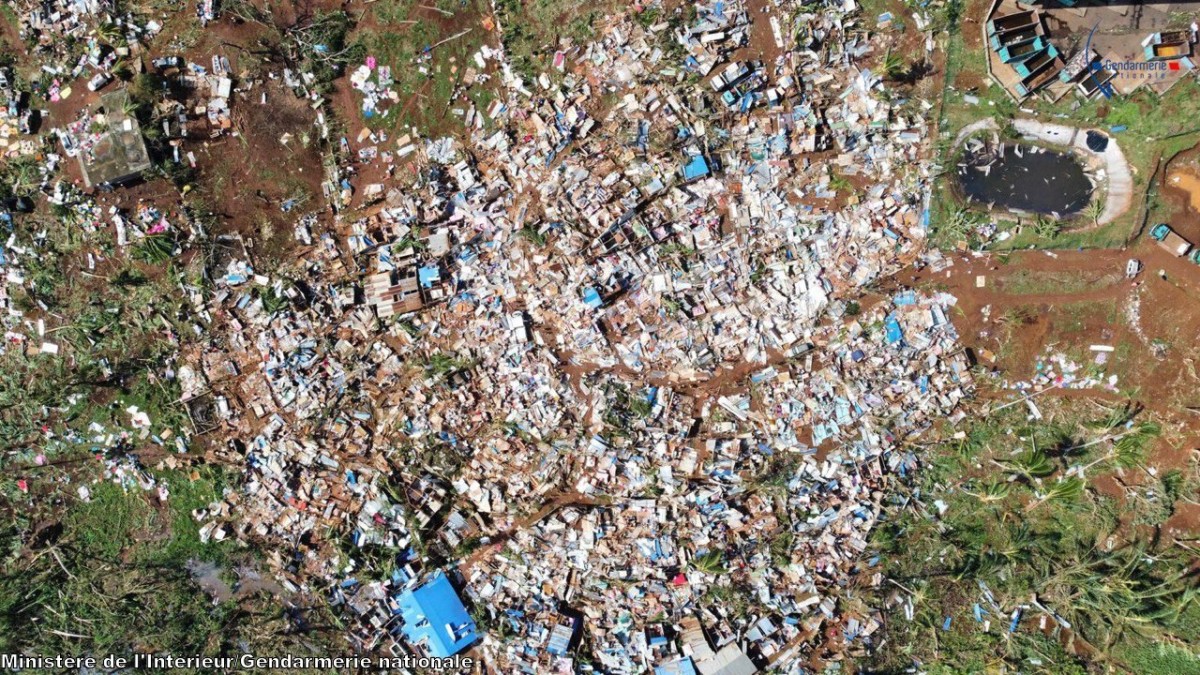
<box><xmin>163</xmin><ymin>0</ymin><xmax>972</xmax><ymax>671</ymax></box>
<box><xmin>0</xmin><ymin>0</ymin><xmax>972</xmax><ymax>669</ymax></box>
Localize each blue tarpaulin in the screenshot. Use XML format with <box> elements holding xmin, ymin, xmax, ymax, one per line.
<box><xmin>884</xmin><ymin>314</ymin><xmax>903</xmax><ymax>344</ymax></box>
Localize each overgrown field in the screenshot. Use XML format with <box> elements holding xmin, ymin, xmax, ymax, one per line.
<box><xmin>864</xmin><ymin>397</ymin><xmax>1200</xmax><ymax>672</ymax></box>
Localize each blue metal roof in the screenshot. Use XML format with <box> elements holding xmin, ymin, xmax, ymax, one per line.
<box><xmin>683</xmin><ymin>155</ymin><xmax>711</xmax><ymax>181</ymax></box>
<box><xmin>397</xmin><ymin>571</ymin><xmax>478</xmax><ymax>657</ymax></box>
<box><xmin>884</xmin><ymin>314</ymin><xmax>904</xmax><ymax>344</ymax></box>
<box><xmin>582</xmin><ymin>287</ymin><xmax>603</xmax><ymax>309</ymax></box>
<box><xmin>418</xmin><ymin>266</ymin><xmax>440</xmax><ymax>288</ymax></box>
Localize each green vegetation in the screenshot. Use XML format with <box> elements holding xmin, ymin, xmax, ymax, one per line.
<box><xmin>998</xmin><ymin>269</ymin><xmax>1122</xmax><ymax>296</ymax></box>
<box><xmin>517</xmin><ymin>224</ymin><xmax>548</xmax><ymax>247</ymax></box>
<box><xmin>494</xmin><ymin>0</ymin><xmax>611</xmax><ymax>83</ymax></box>
<box><xmin>0</xmin><ymin>244</ymin><xmax>196</xmax><ymax>455</ymax></box>
<box><xmin>0</xmin><ymin>2</ymin><xmax>19</xmax><ymax>29</ymax></box>
<box><xmin>601</xmin><ymin>383</ymin><xmax>656</xmax><ymax>437</ymax></box>
<box><xmin>0</xmin><ymin>469</ymin><xmax>345</xmax><ymax>663</ymax></box>
<box><xmin>351</xmin><ymin>0</ymin><xmax>495</xmax><ymax>133</ymax></box>
<box><xmin>255</xmin><ymin>284</ymin><xmax>292</xmax><ymax>317</ymax></box>
<box><xmin>690</xmin><ymin>549</ymin><xmax>729</xmax><ymax>575</ymax></box>
<box><xmin>287</xmin><ymin>10</ymin><xmax>364</xmax><ymax>92</ymax></box>
<box><xmin>827</xmin><ymin>172</ymin><xmax>855</xmax><ymax>196</ymax></box>
<box><xmin>865</xmin><ymin>400</ymin><xmax>1199</xmax><ymax>672</ymax></box>
<box><xmin>882</xmin><ymin>50</ymin><xmax>906</xmax><ymax>81</ymax></box>
<box><xmin>0</xmin><ymin>155</ymin><xmax>43</xmax><ymax>202</ymax></box>
<box><xmin>424</xmin><ymin>351</ymin><xmax>475</xmax><ymax>377</ymax></box>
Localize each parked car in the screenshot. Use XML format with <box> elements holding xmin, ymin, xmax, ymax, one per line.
<box><xmin>1150</xmin><ymin>223</ymin><xmax>1193</xmax><ymax>257</ymax></box>
<box><xmin>86</xmin><ymin>72</ymin><xmax>112</xmax><ymax>92</ymax></box>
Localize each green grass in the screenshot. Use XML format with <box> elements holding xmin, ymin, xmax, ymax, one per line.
<box><xmin>1114</xmin><ymin>642</ymin><xmax>1200</xmax><ymax>675</ymax></box>
<box><xmin>137</xmin><ymin>467</ymin><xmax>232</xmax><ymax>567</ymax></box>
<box><xmin>864</xmin><ymin>400</ymin><xmax>1196</xmax><ymax>672</ymax></box>
<box><xmin>66</xmin><ymin>481</ymin><xmax>152</xmax><ymax>559</ymax></box>
<box><xmin>352</xmin><ymin>0</ymin><xmax>495</xmax><ymax>134</ymax></box>
<box><xmin>494</xmin><ymin>0</ymin><xmax>613</xmax><ymax>83</ymax></box>
<box><xmin>0</xmin><ymin>3</ymin><xmax>18</xmax><ymax>28</ymax></box>
<box><xmin>1051</xmin><ymin>298</ymin><xmax>1121</xmax><ymax>333</ymax></box>
<box><xmin>0</xmin><ymin>466</ymin><xmax>346</xmax><ymax>663</ymax></box>
<box><xmin>998</xmin><ymin>269</ymin><xmax>1120</xmax><ymax>296</ymax></box>
<box><xmin>50</xmin><ymin>470</ymin><xmax>227</xmax><ymax>567</ymax></box>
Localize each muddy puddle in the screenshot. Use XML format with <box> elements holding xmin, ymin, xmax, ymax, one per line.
<box><xmin>1167</xmin><ymin>167</ymin><xmax>1200</xmax><ymax>213</ymax></box>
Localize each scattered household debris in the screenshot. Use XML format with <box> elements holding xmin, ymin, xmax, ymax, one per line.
<box><xmin>0</xmin><ymin>0</ymin><xmax>985</xmax><ymax>669</ymax></box>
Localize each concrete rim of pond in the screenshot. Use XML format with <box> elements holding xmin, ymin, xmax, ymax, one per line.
<box><xmin>951</xmin><ymin>118</ymin><xmax>1133</xmax><ymax>229</ymax></box>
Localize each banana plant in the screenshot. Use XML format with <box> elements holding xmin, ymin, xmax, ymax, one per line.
<box><xmin>690</xmin><ymin>549</ymin><xmax>728</xmax><ymax>575</ymax></box>
<box><xmin>1000</xmin><ymin>446</ymin><xmax>1055</xmax><ymax>484</ymax></box>
<box><xmin>1026</xmin><ymin>476</ymin><xmax>1085</xmax><ymax>512</ymax></box>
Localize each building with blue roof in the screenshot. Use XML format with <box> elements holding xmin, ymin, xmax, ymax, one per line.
<box><xmin>418</xmin><ymin>265</ymin><xmax>441</xmax><ymax>288</ymax></box>
<box><xmin>396</xmin><ymin>570</ymin><xmax>478</xmax><ymax>658</ymax></box>
<box><xmin>682</xmin><ymin>155</ymin><xmax>711</xmax><ymax>182</ymax></box>
<box><xmin>582</xmin><ymin>287</ymin><xmax>604</xmax><ymax>309</ymax></box>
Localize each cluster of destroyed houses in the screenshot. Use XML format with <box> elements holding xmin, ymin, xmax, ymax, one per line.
<box><xmin>0</xmin><ymin>0</ymin><xmax>999</xmax><ymax>671</ymax></box>
<box><xmin>160</xmin><ymin>1</ymin><xmax>983</xmax><ymax>671</ymax></box>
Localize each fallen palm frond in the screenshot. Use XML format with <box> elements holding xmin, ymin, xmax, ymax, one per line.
<box><xmin>690</xmin><ymin>549</ymin><xmax>728</xmax><ymax>575</ymax></box>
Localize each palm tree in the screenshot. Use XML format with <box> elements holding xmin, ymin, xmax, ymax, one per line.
<box><xmin>966</xmin><ymin>479</ymin><xmax>1010</xmax><ymax>504</ymax></box>
<box><xmin>96</xmin><ymin>22</ymin><xmax>123</xmax><ymax>44</ymax></box>
<box><xmin>1000</xmin><ymin>446</ymin><xmax>1055</xmax><ymax>484</ymax></box>
<box><xmin>1026</xmin><ymin>475</ymin><xmax>1085</xmax><ymax>511</ymax></box>
<box><xmin>1078</xmin><ymin>421</ymin><xmax>1161</xmax><ymax>472</ymax></box>
<box><xmin>942</xmin><ymin>206</ymin><xmax>980</xmax><ymax>241</ymax></box>
<box><xmin>882</xmin><ymin>50</ymin><xmax>906</xmax><ymax>80</ymax></box>
<box><xmin>5</xmin><ymin>158</ymin><xmax>40</xmax><ymax>197</ymax></box>
<box><xmin>134</xmin><ymin>234</ymin><xmax>175</xmax><ymax>263</ymax></box>
<box><xmin>1046</xmin><ymin>545</ymin><xmax>1196</xmax><ymax>651</ymax></box>
<box><xmin>1084</xmin><ymin>401</ymin><xmax>1140</xmax><ymax>432</ymax></box>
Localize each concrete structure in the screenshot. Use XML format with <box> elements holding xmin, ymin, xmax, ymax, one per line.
<box><xmin>78</xmin><ymin>89</ymin><xmax>151</xmax><ymax>188</ymax></box>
